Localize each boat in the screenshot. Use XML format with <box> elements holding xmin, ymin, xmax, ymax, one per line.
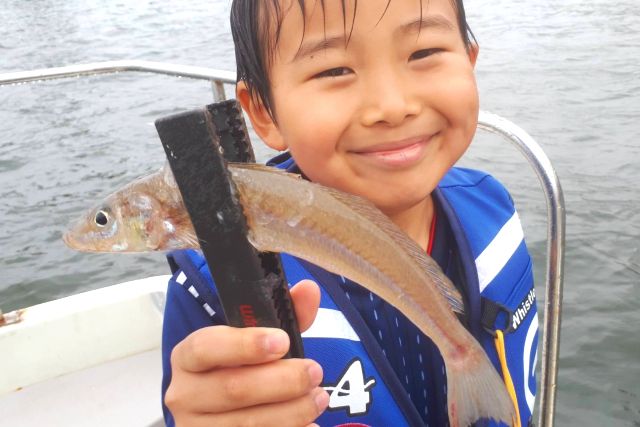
<box><xmin>0</xmin><ymin>275</ymin><xmax>168</xmax><ymax>426</ymax></box>
<box><xmin>0</xmin><ymin>61</ymin><xmax>566</xmax><ymax>427</ymax></box>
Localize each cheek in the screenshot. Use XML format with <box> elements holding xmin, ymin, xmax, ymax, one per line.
<box><xmin>448</xmin><ymin>71</ymin><xmax>479</xmax><ymax>121</ymax></box>
<box><xmin>275</xmin><ymin>80</ymin><xmax>355</xmax><ymax>133</ymax></box>
<box><xmin>433</xmin><ymin>72</ymin><xmax>479</xmax><ymax>153</ymax></box>
<box><xmin>459</xmin><ymin>79</ymin><xmax>480</xmax><ymax>131</ymax></box>
<box><xmin>287</xmin><ymin>141</ymin><xmax>333</xmax><ymax>183</ymax></box>
<box><xmin>423</xmin><ymin>58</ymin><xmax>478</xmax><ymax>115</ymax></box>
<box><xmin>440</xmin><ymin>77</ymin><xmax>477</xmax><ymax>111</ymax></box>
<box><xmin>275</xmin><ymin>103</ymin><xmax>353</xmax><ymax>177</ymax></box>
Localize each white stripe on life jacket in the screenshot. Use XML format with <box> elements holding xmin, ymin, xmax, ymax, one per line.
<box><xmin>475</xmin><ymin>211</ymin><xmax>524</xmax><ymax>292</ymax></box>
<box><xmin>302</xmin><ymin>308</ymin><xmax>360</xmax><ymax>341</ymax></box>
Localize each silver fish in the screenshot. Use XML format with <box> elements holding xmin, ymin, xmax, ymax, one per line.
<box><xmin>64</xmin><ymin>163</ymin><xmax>515</xmax><ymax>426</ymax></box>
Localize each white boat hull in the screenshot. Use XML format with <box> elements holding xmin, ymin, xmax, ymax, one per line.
<box><xmin>0</xmin><ymin>276</ymin><xmax>170</xmax><ymax>426</ymax></box>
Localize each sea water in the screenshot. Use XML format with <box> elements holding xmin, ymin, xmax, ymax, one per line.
<box><xmin>0</xmin><ymin>0</ymin><xmax>638</xmax><ymax>425</ymax></box>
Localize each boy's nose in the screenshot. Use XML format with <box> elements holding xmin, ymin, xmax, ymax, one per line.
<box><xmin>360</xmin><ymin>73</ymin><xmax>421</xmax><ymax>127</ymax></box>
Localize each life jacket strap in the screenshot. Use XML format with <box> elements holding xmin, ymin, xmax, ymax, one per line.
<box><xmin>494</xmin><ymin>329</ymin><xmax>522</xmax><ymax>427</ymax></box>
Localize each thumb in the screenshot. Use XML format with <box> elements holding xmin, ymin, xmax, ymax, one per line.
<box><xmin>289</xmin><ymin>279</ymin><xmax>321</xmax><ymax>332</ymax></box>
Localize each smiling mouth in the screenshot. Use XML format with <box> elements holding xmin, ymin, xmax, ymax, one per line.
<box><xmin>351</xmin><ymin>135</ymin><xmax>435</xmax><ymax>167</ymax></box>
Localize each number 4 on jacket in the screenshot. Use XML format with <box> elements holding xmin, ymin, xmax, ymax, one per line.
<box><xmin>323</xmin><ymin>359</ymin><xmax>376</xmax><ymax>416</ymax></box>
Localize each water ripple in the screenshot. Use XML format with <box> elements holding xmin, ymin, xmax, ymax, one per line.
<box><xmin>0</xmin><ymin>0</ymin><xmax>639</xmax><ymax>425</ymax></box>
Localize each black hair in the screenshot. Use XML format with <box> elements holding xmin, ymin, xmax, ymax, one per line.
<box><xmin>230</xmin><ymin>0</ymin><xmax>476</xmax><ymax>120</ymax></box>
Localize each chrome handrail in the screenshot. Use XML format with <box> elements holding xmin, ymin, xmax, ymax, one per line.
<box><xmin>0</xmin><ymin>60</ymin><xmax>236</xmax><ymax>101</ymax></box>
<box><xmin>478</xmin><ymin>111</ymin><xmax>565</xmax><ymax>427</ymax></box>
<box><xmin>1</xmin><ymin>62</ymin><xmax>564</xmax><ymax>427</ymax></box>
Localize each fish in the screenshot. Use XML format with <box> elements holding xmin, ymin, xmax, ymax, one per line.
<box><xmin>63</xmin><ymin>163</ymin><xmax>515</xmax><ymax>427</ymax></box>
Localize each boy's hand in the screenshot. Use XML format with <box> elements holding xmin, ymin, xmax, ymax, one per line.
<box><xmin>165</xmin><ymin>280</ymin><xmax>329</xmax><ymax>427</ymax></box>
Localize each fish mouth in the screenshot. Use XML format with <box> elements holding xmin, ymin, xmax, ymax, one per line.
<box><xmin>61</xmin><ymin>232</ymin><xmax>107</xmax><ymax>252</ymax></box>
<box><xmin>62</xmin><ymin>222</ymin><xmax>98</xmax><ymax>252</ymax></box>
<box><xmin>62</xmin><ymin>229</ymin><xmax>87</xmax><ymax>251</ymax></box>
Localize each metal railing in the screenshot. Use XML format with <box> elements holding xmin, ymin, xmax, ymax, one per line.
<box><xmin>0</xmin><ymin>61</ymin><xmax>565</xmax><ymax>427</ymax></box>
<box><xmin>477</xmin><ymin>112</ymin><xmax>565</xmax><ymax>427</ymax></box>
<box><xmin>0</xmin><ymin>60</ymin><xmax>235</xmax><ymax>101</ymax></box>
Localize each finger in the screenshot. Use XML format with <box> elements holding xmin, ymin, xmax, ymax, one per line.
<box><xmin>171</xmin><ymin>326</ymin><xmax>290</xmax><ymax>372</ymax></box>
<box><xmin>181</xmin><ymin>387</ymin><xmax>329</xmax><ymax>427</ymax></box>
<box><xmin>290</xmin><ymin>279</ymin><xmax>321</xmax><ymax>332</ymax></box>
<box><xmin>169</xmin><ymin>358</ymin><xmax>324</xmax><ymax>413</ymax></box>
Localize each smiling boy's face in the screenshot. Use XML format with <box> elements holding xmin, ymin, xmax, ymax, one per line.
<box><xmin>239</xmin><ymin>0</ymin><xmax>479</xmax><ymax>216</ymax></box>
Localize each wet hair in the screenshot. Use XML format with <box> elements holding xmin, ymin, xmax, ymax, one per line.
<box><xmin>230</xmin><ymin>0</ymin><xmax>476</xmax><ymax>120</ymax></box>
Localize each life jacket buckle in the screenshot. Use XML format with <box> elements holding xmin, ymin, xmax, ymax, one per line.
<box><xmin>480</xmin><ymin>297</ymin><xmax>516</xmax><ymax>336</ymax></box>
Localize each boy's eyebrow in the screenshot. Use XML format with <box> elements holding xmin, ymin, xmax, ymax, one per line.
<box><xmin>396</xmin><ymin>15</ymin><xmax>456</xmax><ymax>37</ymax></box>
<box><xmin>292</xmin><ymin>36</ymin><xmax>345</xmax><ymax>62</ymax></box>
<box><xmin>291</xmin><ymin>15</ymin><xmax>455</xmax><ymax>62</ymax></box>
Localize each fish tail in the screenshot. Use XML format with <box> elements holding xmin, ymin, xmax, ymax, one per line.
<box><xmin>445</xmin><ymin>345</ymin><xmax>516</xmax><ymax>427</ymax></box>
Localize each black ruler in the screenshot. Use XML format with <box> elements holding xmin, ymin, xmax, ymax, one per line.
<box><xmin>155</xmin><ymin>100</ymin><xmax>304</xmax><ymax>358</ymax></box>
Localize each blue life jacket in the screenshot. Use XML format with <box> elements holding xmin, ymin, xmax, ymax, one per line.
<box><xmin>160</xmin><ymin>159</ymin><xmax>538</xmax><ymax>427</ymax></box>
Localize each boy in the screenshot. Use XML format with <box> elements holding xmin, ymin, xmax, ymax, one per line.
<box><xmin>161</xmin><ymin>0</ymin><xmax>538</xmax><ymax>426</ymax></box>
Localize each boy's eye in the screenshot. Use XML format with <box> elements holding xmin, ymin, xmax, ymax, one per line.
<box><xmin>314</xmin><ymin>67</ymin><xmax>352</xmax><ymax>79</ymax></box>
<box><xmin>409</xmin><ymin>48</ymin><xmax>443</xmax><ymax>61</ymax></box>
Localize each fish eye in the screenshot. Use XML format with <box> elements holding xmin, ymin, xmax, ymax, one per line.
<box><xmin>94</xmin><ymin>210</ymin><xmax>110</xmax><ymax>227</ymax></box>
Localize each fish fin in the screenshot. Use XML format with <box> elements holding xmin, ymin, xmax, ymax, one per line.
<box><xmin>445</xmin><ymin>347</ymin><xmax>516</xmax><ymax>426</ymax></box>
<box><xmin>160</xmin><ymin>162</ymin><xmax>179</xmax><ymax>189</ymax></box>
<box><xmin>182</xmin><ymin>227</ymin><xmax>200</xmax><ymax>248</ymax></box>
<box><xmin>322</xmin><ymin>186</ymin><xmax>465</xmax><ymax>314</ymax></box>
<box><xmin>228</xmin><ymin>162</ymin><xmax>303</xmax><ymax>178</ymax></box>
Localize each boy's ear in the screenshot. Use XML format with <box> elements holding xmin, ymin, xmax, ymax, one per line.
<box><xmin>468</xmin><ymin>42</ymin><xmax>479</xmax><ymax>68</ymax></box>
<box><xmin>236</xmin><ymin>81</ymin><xmax>287</xmax><ymax>151</ymax></box>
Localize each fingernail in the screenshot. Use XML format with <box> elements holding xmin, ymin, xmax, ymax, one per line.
<box><xmin>307</xmin><ymin>361</ymin><xmax>323</xmax><ymax>387</ymax></box>
<box><xmin>263</xmin><ymin>329</ymin><xmax>289</xmax><ymax>355</ymax></box>
<box><xmin>312</xmin><ymin>387</ymin><xmax>329</xmax><ymax>412</ymax></box>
